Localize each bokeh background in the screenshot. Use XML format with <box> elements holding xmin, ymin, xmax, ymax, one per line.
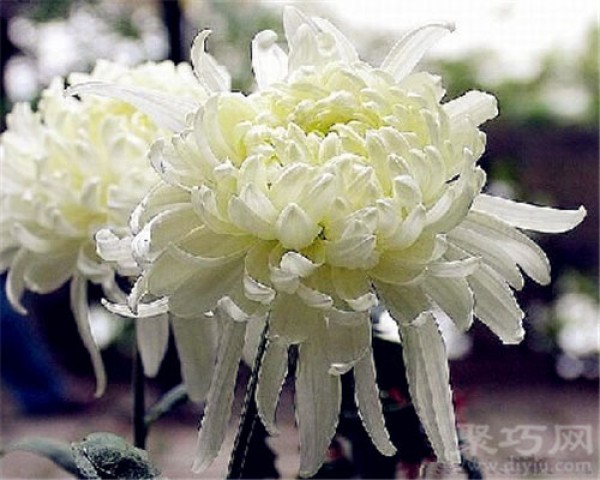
<box><xmin>1</xmin><ymin>1</ymin><xmax>598</xmax><ymax>478</ymax></box>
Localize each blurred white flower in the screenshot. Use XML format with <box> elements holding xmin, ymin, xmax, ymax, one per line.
<box><xmin>0</xmin><ymin>60</ymin><xmax>208</xmax><ymax>396</ymax></box>
<box><xmin>555</xmin><ymin>292</ymin><xmax>599</xmax><ymax>358</ymax></box>
<box><xmin>97</xmin><ymin>6</ymin><xmax>585</xmax><ymax>476</ymax></box>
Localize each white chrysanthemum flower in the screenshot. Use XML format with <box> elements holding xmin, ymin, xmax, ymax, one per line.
<box><xmin>101</xmin><ymin>7</ymin><xmax>585</xmax><ymax>476</ymax></box>
<box><xmin>0</xmin><ymin>60</ymin><xmax>209</xmax><ymax>396</ymax></box>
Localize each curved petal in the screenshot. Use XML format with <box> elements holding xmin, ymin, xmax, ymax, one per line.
<box><xmin>256</xmin><ymin>339</ymin><xmax>289</xmax><ymax>435</ymax></box>
<box><xmin>354</xmin><ymin>351</ymin><xmax>396</xmax><ymax>456</ymax></box>
<box><xmin>443</xmin><ymin>90</ymin><xmax>498</xmax><ymax>126</ymax></box>
<box><xmin>381</xmin><ymin>23</ymin><xmax>455</xmax><ymax>81</ymax></box>
<box><xmin>171</xmin><ymin>315</ymin><xmax>217</xmax><ymax>402</ymax></box>
<box><xmin>296</xmin><ymin>334</ymin><xmax>342</xmax><ymax>477</ymax></box>
<box><xmin>375</xmin><ymin>281</ymin><xmax>432</xmax><ymax>325</ymax></box>
<box><xmin>472</xmin><ymin>194</ymin><xmax>586</xmax><ymax>233</ymax></box>
<box><xmin>136</xmin><ymin>314</ymin><xmax>170</xmax><ymax>378</ymax></box>
<box><xmin>424</xmin><ymin>276</ymin><xmax>474</xmax><ymax>331</ymax></box>
<box><xmin>192</xmin><ymin>309</ymin><xmax>246</xmax><ymax>473</ymax></box>
<box><xmin>6</xmin><ymin>249</ymin><xmax>29</xmax><ymax>315</ymax></box>
<box><xmin>468</xmin><ymin>264</ymin><xmax>525</xmax><ymax>344</ymax></box>
<box><xmin>66</xmin><ymin>82</ymin><xmax>197</xmax><ymax>132</ymax></box>
<box><xmin>70</xmin><ymin>275</ymin><xmax>106</xmax><ymax>397</ymax></box>
<box><xmin>399</xmin><ymin>313</ymin><xmax>460</xmax><ymax>463</ymax></box>
<box><xmin>252</xmin><ymin>30</ymin><xmax>288</xmax><ymax>89</ymax></box>
<box><xmin>191</xmin><ymin>30</ymin><xmax>231</xmax><ymax>93</ymax></box>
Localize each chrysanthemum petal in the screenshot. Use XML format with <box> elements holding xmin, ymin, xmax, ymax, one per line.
<box><xmin>311</xmin><ymin>17</ymin><xmax>359</xmax><ymax>64</ymax></box>
<box><xmin>381</xmin><ymin>23</ymin><xmax>455</xmax><ymax>81</ymax></box>
<box><xmin>424</xmin><ymin>277</ymin><xmax>474</xmax><ymax>331</ymax></box>
<box><xmin>24</xmin><ymin>251</ymin><xmax>76</xmax><ymax>294</ymax></box>
<box><xmin>6</xmin><ymin>249</ymin><xmax>29</xmax><ymax>315</ymax></box>
<box><xmin>327</xmin><ymin>310</ymin><xmax>370</xmax><ymax>373</ymax></box>
<box><xmin>468</xmin><ymin>264</ymin><xmax>525</xmax><ymax>344</ymax></box>
<box><xmin>472</xmin><ymin>194</ymin><xmax>587</xmax><ymax>233</ymax></box>
<box><xmin>296</xmin><ymin>335</ymin><xmax>342</xmax><ymax>477</ymax></box>
<box><xmin>252</xmin><ymin>30</ymin><xmax>288</xmax><ymax>89</ymax></box>
<box><xmin>464</xmin><ymin>211</ymin><xmax>551</xmax><ymax>285</ymax></box>
<box><xmin>443</xmin><ymin>91</ymin><xmax>498</xmax><ymax>126</ymax></box>
<box><xmin>191</xmin><ymin>30</ymin><xmax>231</xmax><ymax>93</ymax></box>
<box><xmin>171</xmin><ymin>314</ymin><xmax>217</xmax><ymax>402</ymax></box>
<box><xmin>70</xmin><ymin>274</ymin><xmax>106</xmax><ymax>397</ymax></box>
<box><xmin>275</xmin><ymin>203</ymin><xmax>321</xmax><ymax>251</ymax></box>
<box><xmin>399</xmin><ymin>313</ymin><xmax>460</xmax><ymax>463</ymax></box>
<box><xmin>354</xmin><ymin>352</ymin><xmax>396</xmax><ymax>456</ymax></box>
<box><xmin>375</xmin><ymin>282</ymin><xmax>432</xmax><ymax>324</ymax></box>
<box><xmin>168</xmin><ymin>259</ymin><xmax>245</xmax><ymax>318</ymax></box>
<box><xmin>67</xmin><ymin>82</ymin><xmax>197</xmax><ymax>132</ymax></box>
<box><xmin>257</xmin><ymin>339</ymin><xmax>289</xmax><ymax>435</ymax></box>
<box><xmin>192</xmin><ymin>309</ymin><xmax>246</xmax><ymax>473</ymax></box>
<box><xmin>135</xmin><ymin>314</ymin><xmax>170</xmax><ymax>377</ymax></box>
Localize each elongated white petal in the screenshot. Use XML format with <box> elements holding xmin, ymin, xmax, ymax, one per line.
<box><xmin>136</xmin><ymin>314</ymin><xmax>169</xmax><ymax>377</ymax></box>
<box><xmin>191</xmin><ymin>30</ymin><xmax>231</xmax><ymax>93</ymax></box>
<box><xmin>70</xmin><ymin>275</ymin><xmax>106</xmax><ymax>397</ymax></box>
<box><xmin>296</xmin><ymin>335</ymin><xmax>342</xmax><ymax>477</ymax></box>
<box><xmin>381</xmin><ymin>23</ymin><xmax>455</xmax><ymax>81</ymax></box>
<box><xmin>171</xmin><ymin>315</ymin><xmax>217</xmax><ymax>402</ymax></box>
<box><xmin>6</xmin><ymin>249</ymin><xmax>29</xmax><ymax>315</ymax></box>
<box><xmin>443</xmin><ymin>91</ymin><xmax>498</xmax><ymax>126</ymax></box>
<box><xmin>311</xmin><ymin>17</ymin><xmax>359</xmax><ymax>64</ymax></box>
<box><xmin>464</xmin><ymin>211</ymin><xmax>551</xmax><ymax>285</ymax></box>
<box><xmin>252</xmin><ymin>30</ymin><xmax>288</xmax><ymax>89</ymax></box>
<box><xmin>472</xmin><ymin>194</ymin><xmax>587</xmax><ymax>233</ymax></box>
<box><xmin>67</xmin><ymin>82</ymin><xmax>197</xmax><ymax>132</ymax></box>
<box><xmin>399</xmin><ymin>313</ymin><xmax>460</xmax><ymax>463</ymax></box>
<box><xmin>424</xmin><ymin>277</ymin><xmax>474</xmax><ymax>331</ymax></box>
<box><xmin>354</xmin><ymin>352</ymin><xmax>396</xmax><ymax>456</ymax></box>
<box><xmin>256</xmin><ymin>340</ymin><xmax>289</xmax><ymax>434</ymax></box>
<box><xmin>192</xmin><ymin>310</ymin><xmax>246</xmax><ymax>473</ymax></box>
<box><xmin>449</xmin><ymin>227</ymin><xmax>524</xmax><ymax>290</ymax></box>
<box><xmin>468</xmin><ymin>264</ymin><xmax>525</xmax><ymax>344</ymax></box>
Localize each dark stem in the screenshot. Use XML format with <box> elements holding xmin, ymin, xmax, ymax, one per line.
<box><xmin>227</xmin><ymin>318</ymin><xmax>270</xmax><ymax>479</ymax></box>
<box><xmin>132</xmin><ymin>341</ymin><xmax>147</xmax><ymax>449</ymax></box>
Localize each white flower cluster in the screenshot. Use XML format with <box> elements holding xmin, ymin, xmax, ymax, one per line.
<box><xmin>0</xmin><ymin>60</ymin><xmax>207</xmax><ymax>395</ymax></box>
<box><xmin>93</xmin><ymin>8</ymin><xmax>584</xmax><ymax>475</ymax></box>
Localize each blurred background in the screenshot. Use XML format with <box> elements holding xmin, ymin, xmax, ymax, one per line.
<box><xmin>0</xmin><ymin>0</ymin><xmax>597</xmax><ymax>478</ymax></box>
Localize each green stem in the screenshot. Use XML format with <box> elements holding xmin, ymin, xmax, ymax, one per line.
<box><xmin>132</xmin><ymin>341</ymin><xmax>147</xmax><ymax>449</ymax></box>
<box><xmin>227</xmin><ymin>318</ymin><xmax>270</xmax><ymax>479</ymax></box>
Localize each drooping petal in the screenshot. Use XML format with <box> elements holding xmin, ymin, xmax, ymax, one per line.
<box><xmin>135</xmin><ymin>314</ymin><xmax>170</xmax><ymax>377</ymax></box>
<box><xmin>468</xmin><ymin>264</ymin><xmax>525</xmax><ymax>344</ymax></box>
<box><xmin>296</xmin><ymin>334</ymin><xmax>342</xmax><ymax>477</ymax></box>
<box><xmin>381</xmin><ymin>23</ymin><xmax>455</xmax><ymax>81</ymax></box>
<box><xmin>6</xmin><ymin>249</ymin><xmax>29</xmax><ymax>315</ymax></box>
<box><xmin>472</xmin><ymin>194</ymin><xmax>587</xmax><ymax>233</ymax></box>
<box><xmin>399</xmin><ymin>313</ymin><xmax>460</xmax><ymax>463</ymax></box>
<box><xmin>326</xmin><ymin>309</ymin><xmax>371</xmax><ymax>373</ymax></box>
<box><xmin>66</xmin><ymin>82</ymin><xmax>197</xmax><ymax>132</ymax></box>
<box><xmin>70</xmin><ymin>274</ymin><xmax>106</xmax><ymax>397</ymax></box>
<box><xmin>171</xmin><ymin>314</ymin><xmax>217</xmax><ymax>402</ymax></box>
<box><xmin>354</xmin><ymin>351</ymin><xmax>396</xmax><ymax>456</ymax></box>
<box><xmin>192</xmin><ymin>307</ymin><xmax>246</xmax><ymax>473</ymax></box>
<box><xmin>463</xmin><ymin>211</ymin><xmax>551</xmax><ymax>285</ymax></box>
<box><xmin>252</xmin><ymin>30</ymin><xmax>288</xmax><ymax>89</ymax></box>
<box><xmin>256</xmin><ymin>339</ymin><xmax>289</xmax><ymax>435</ymax></box>
<box><xmin>23</xmin><ymin>251</ymin><xmax>76</xmax><ymax>294</ymax></box>
<box><xmin>191</xmin><ymin>30</ymin><xmax>231</xmax><ymax>93</ymax></box>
